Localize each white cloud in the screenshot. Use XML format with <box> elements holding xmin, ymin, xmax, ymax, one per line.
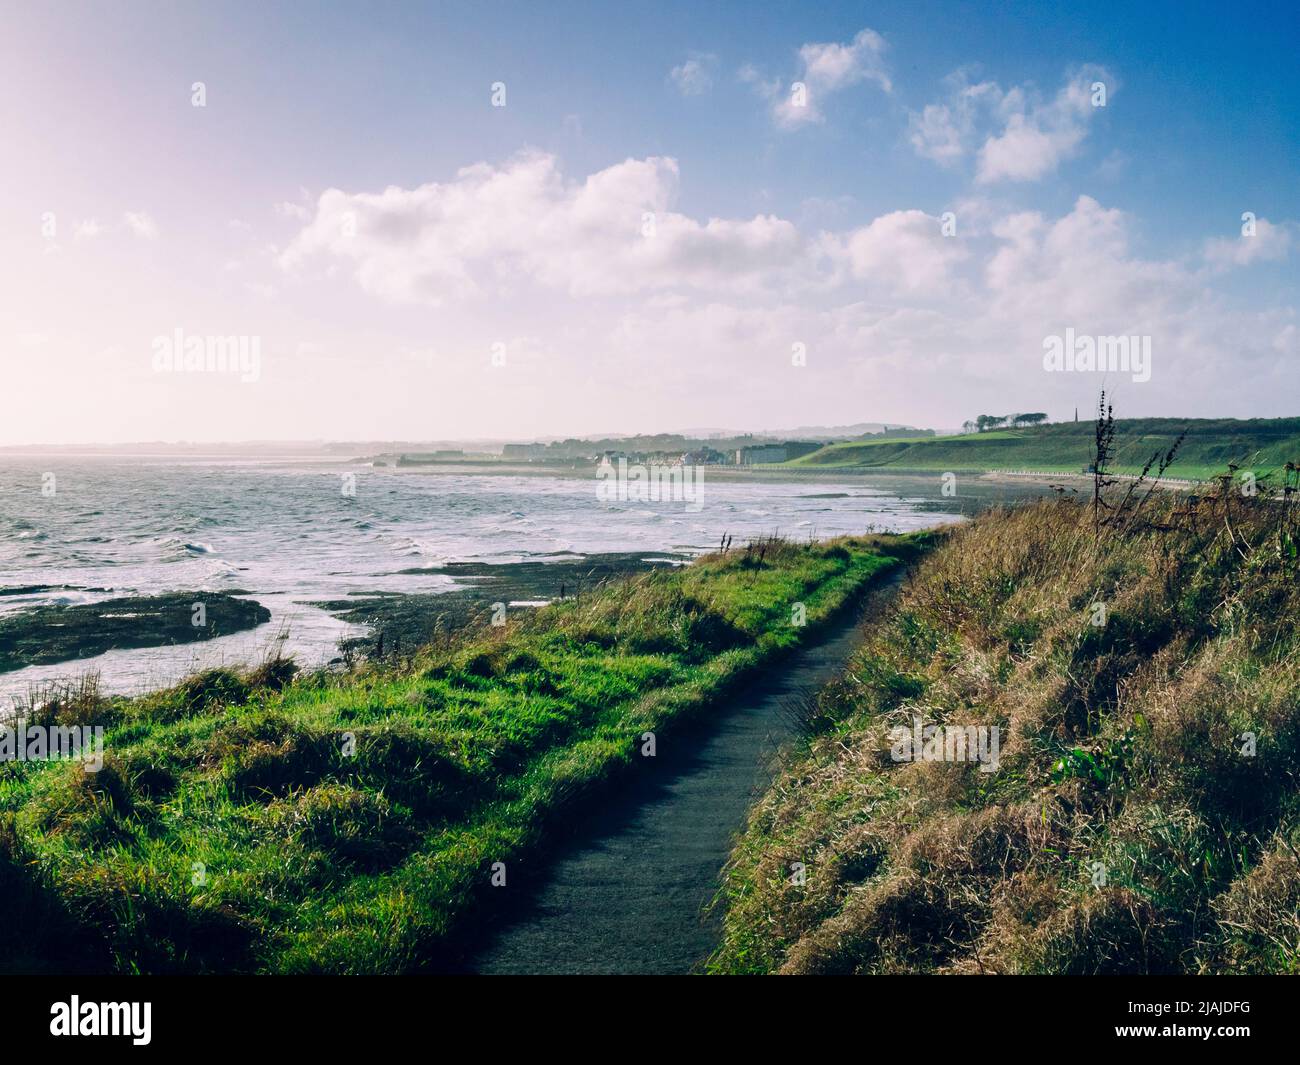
<box><xmin>669</xmin><ymin>53</ymin><xmax>717</xmax><ymax>96</ymax></box>
<box><xmin>275</xmin><ymin>154</ymin><xmax>1295</xmax><ymax>424</ymax></box>
<box><xmin>280</xmin><ymin>152</ymin><xmax>812</xmax><ymax>303</ymax></box>
<box><xmin>1203</xmin><ymin>217</ymin><xmax>1292</xmax><ymax>270</ymax></box>
<box><xmin>74</xmin><ymin>219</ymin><xmax>103</xmax><ymax>240</ymax></box>
<box><xmin>123</xmin><ymin>211</ymin><xmax>158</xmax><ymax>239</ymax></box>
<box><xmin>839</xmin><ymin>210</ymin><xmax>969</xmax><ymax>294</ymax></box>
<box><xmin>765</xmin><ymin>28</ymin><xmax>891</xmax><ymax>128</ymax></box>
<box><xmin>976</xmin><ymin>69</ymin><xmax>1110</xmax><ymax>183</ymax></box>
<box><xmin>610</xmin><ymin>193</ymin><xmax>1294</xmax><ymax>421</ymax></box>
<box><xmin>978</xmin><ymin>112</ymin><xmax>1083</xmax><ymax>183</ymax></box>
<box><xmin>800</xmin><ymin>29</ymin><xmax>891</xmax><ymax>93</ymax></box>
<box><xmin>907</xmin><ymin>73</ymin><xmax>1001</xmax><ymax>164</ymax></box>
<box><xmin>908</xmin><ymin>103</ymin><xmax>966</xmax><ymax>164</ymax></box>
<box><xmin>970</xmin><ymin>195</ymin><xmax>1298</xmax><ymax>404</ymax></box>
<box><xmin>908</xmin><ymin>68</ymin><xmax>1112</xmax><ymax>183</ymax></box>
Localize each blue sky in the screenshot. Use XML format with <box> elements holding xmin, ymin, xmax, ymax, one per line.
<box><xmin>2</xmin><ymin>1</ymin><xmax>1296</xmax><ymax>442</ymax></box>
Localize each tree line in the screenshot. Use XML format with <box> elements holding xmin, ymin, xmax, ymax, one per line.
<box><xmin>961</xmin><ymin>413</ymin><xmax>1049</xmax><ymax>433</ymax></box>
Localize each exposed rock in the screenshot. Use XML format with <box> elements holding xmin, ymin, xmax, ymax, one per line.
<box><xmin>0</xmin><ymin>592</ymin><xmax>271</xmax><ymax>672</ymax></box>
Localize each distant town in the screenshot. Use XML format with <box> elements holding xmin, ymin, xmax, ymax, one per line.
<box><xmin>371</xmin><ymin>425</ymin><xmax>937</xmax><ymax>468</ymax></box>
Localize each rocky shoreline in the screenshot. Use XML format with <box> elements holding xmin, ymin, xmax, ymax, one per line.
<box><xmin>0</xmin><ymin>592</ymin><xmax>271</xmax><ymax>673</ymax></box>
<box><xmin>0</xmin><ymin>555</ymin><xmax>687</xmax><ymax>681</ymax></box>
<box><xmin>313</xmin><ymin>552</ymin><xmax>690</xmax><ymax>659</ymax></box>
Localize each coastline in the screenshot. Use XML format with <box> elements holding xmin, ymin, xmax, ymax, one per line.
<box><xmin>0</xmin><ymin>461</ymin><xmax>1050</xmax><ymax>704</ymax></box>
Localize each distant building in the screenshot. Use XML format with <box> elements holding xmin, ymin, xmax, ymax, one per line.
<box><xmin>501</xmin><ymin>443</ymin><xmax>548</xmax><ymax>460</ymax></box>
<box><xmin>681</xmin><ymin>447</ymin><xmax>729</xmax><ymax>465</ymax></box>
<box><xmin>395</xmin><ymin>450</ymin><xmax>464</xmax><ymax>466</ymax></box>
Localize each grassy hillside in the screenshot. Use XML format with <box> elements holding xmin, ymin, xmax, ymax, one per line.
<box><xmin>784</xmin><ymin>417</ymin><xmax>1300</xmax><ymax>480</ymax></box>
<box><xmin>0</xmin><ymin>534</ymin><xmax>925</xmax><ymax>974</ymax></box>
<box><xmin>711</xmin><ymin>492</ymin><xmax>1300</xmax><ymax>974</ymax></box>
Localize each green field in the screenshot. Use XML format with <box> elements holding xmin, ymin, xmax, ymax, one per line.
<box><xmin>0</xmin><ymin>533</ymin><xmax>925</xmax><ymax>974</ymax></box>
<box><xmin>781</xmin><ymin>417</ymin><xmax>1300</xmax><ymax>481</ymax></box>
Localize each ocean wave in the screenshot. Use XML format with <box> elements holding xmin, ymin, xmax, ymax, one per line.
<box><xmin>0</xmin><ymin>459</ymin><xmax>970</xmax><ymax>702</ymax></box>
<box><xmin>142</xmin><ymin>536</ymin><xmax>220</xmax><ymax>563</ymax></box>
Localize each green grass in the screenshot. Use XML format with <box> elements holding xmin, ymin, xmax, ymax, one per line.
<box><xmin>783</xmin><ymin>417</ymin><xmax>1300</xmax><ymax>480</ymax></box>
<box><xmin>710</xmin><ymin>493</ymin><xmax>1300</xmax><ymax>975</ymax></box>
<box><xmin>0</xmin><ymin>533</ymin><xmax>922</xmax><ymax>974</ymax></box>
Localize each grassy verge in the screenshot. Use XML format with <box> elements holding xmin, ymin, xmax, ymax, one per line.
<box><xmin>711</xmin><ymin>492</ymin><xmax>1300</xmax><ymax>974</ymax></box>
<box><xmin>784</xmin><ymin>417</ymin><xmax>1300</xmax><ymax>480</ymax></box>
<box><xmin>0</xmin><ymin>534</ymin><xmax>920</xmax><ymax>974</ymax></box>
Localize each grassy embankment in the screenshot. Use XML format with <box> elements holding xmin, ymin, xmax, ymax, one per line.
<box><xmin>0</xmin><ymin>534</ymin><xmax>925</xmax><ymax>974</ymax></box>
<box><xmin>711</xmin><ymin>489</ymin><xmax>1300</xmax><ymax>974</ymax></box>
<box><xmin>781</xmin><ymin>417</ymin><xmax>1300</xmax><ymax>481</ymax></box>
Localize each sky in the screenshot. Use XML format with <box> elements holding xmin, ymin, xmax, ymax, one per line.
<box><xmin>1</xmin><ymin>0</ymin><xmax>1297</xmax><ymax>444</ymax></box>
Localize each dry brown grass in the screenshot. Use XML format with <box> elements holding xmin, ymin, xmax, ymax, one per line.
<box><xmin>711</xmin><ymin>489</ymin><xmax>1300</xmax><ymax>974</ymax></box>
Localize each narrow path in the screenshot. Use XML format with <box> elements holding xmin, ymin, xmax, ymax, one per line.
<box><xmin>466</xmin><ymin>577</ymin><xmax>901</xmax><ymax>975</ymax></box>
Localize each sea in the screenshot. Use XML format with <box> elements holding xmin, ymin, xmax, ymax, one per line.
<box><xmin>0</xmin><ymin>453</ymin><xmax>1025</xmax><ymax>704</ymax></box>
